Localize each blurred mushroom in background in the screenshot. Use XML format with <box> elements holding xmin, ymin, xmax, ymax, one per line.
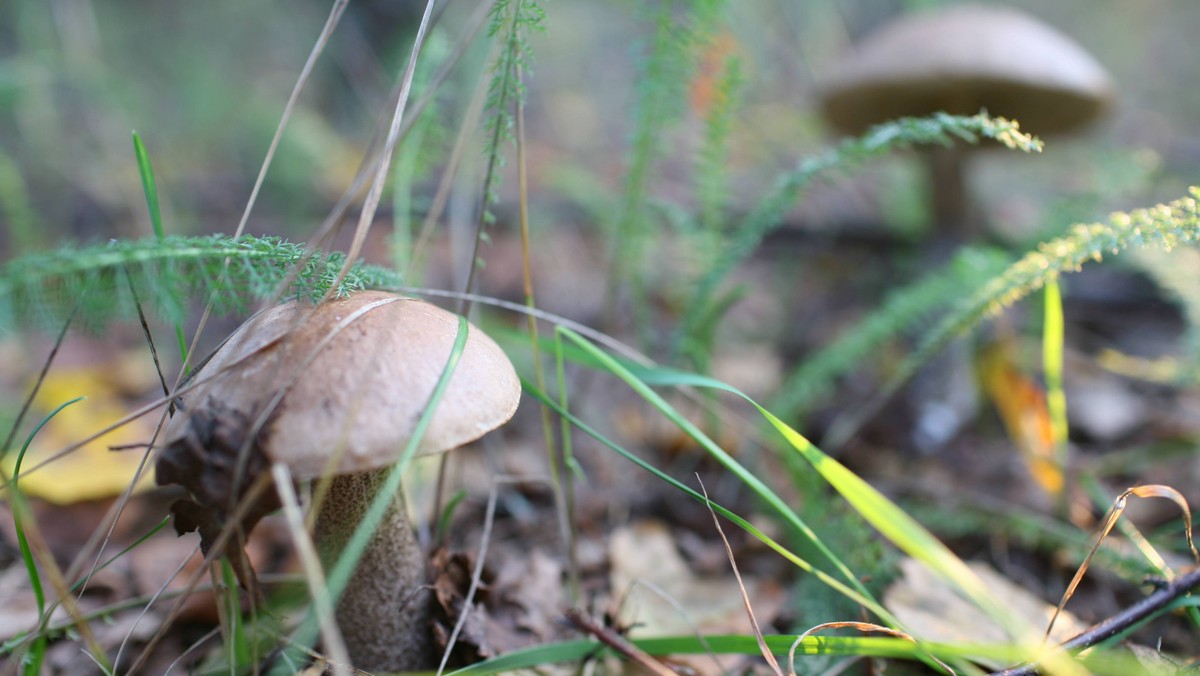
<box><xmin>819</xmin><ymin>4</ymin><xmax>1114</xmax><ymax>236</ymax></box>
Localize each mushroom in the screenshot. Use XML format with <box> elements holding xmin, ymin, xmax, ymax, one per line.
<box><xmin>818</xmin><ymin>4</ymin><xmax>1114</xmax><ymax>234</ymax></box>
<box><xmin>155</xmin><ymin>291</ymin><xmax>521</xmax><ymax>672</ymax></box>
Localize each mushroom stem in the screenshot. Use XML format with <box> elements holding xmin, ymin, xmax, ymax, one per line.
<box><xmin>314</xmin><ymin>470</ymin><xmax>434</xmax><ymax>672</ymax></box>
<box><xmin>925</xmin><ymin>145</ymin><xmax>972</xmax><ymax>237</ymax></box>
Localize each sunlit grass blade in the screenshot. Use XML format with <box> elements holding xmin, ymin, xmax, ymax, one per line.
<box><xmin>1042</xmin><ymin>279</ymin><xmax>1068</xmax><ymax>481</ymax></box>
<box><xmin>520</xmin><ymin>355</ymin><xmax>890</xmax><ymax>622</ymax></box>
<box><xmin>519</xmin><ymin>379</ymin><xmax>883</xmax><ymax>614</ymax></box>
<box><xmin>551</xmin><ymin>328</ymin><xmax>878</xmax><ymax>607</ymax></box>
<box><xmin>550</xmin><ymin>328</ymin><xmax>1095</xmax><ymax>671</ymax></box>
<box><xmin>446</xmin><ymin>634</ymin><xmax>1052</xmax><ymax>675</ymax></box>
<box><xmin>824</xmin><ymin>187</ymin><xmax>1200</xmax><ymax>450</ymax></box>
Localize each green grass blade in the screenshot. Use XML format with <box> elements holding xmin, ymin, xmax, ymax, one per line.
<box><xmin>554</xmin><ymin>328</ymin><xmax>872</xmax><ymax>596</ymax></box>
<box><xmin>7</xmin><ymin>395</ymin><xmax>85</xmax><ymax>675</ymax></box>
<box><xmin>1043</xmin><ymin>278</ymin><xmax>1068</xmax><ymax>456</ymax></box>
<box><xmin>773</xmin><ymin>246</ymin><xmax>1011</xmax><ymax>418</ymax></box>
<box><xmin>826</xmin><ymin>187</ymin><xmax>1200</xmax><ymax>449</ymax></box>
<box><xmin>133</xmin><ymin>132</ymin><xmax>189</xmax><ymax>363</ymax></box>
<box><xmin>543</xmin><ymin>327</ymin><xmax>892</xmax><ymax>620</ymax></box>
<box><xmin>756</xmin><ymin>407</ymin><xmax>1024</xmax><ymax>631</ymax></box>
<box><xmin>519</xmin><ymin>376</ymin><xmax>886</xmax><ymax>617</ymax></box>
<box><xmin>447</xmin><ymin>634</ymin><xmax>1043</xmax><ymax>674</ymax></box>
<box><xmin>553</xmin><ymin>332</ymin><xmax>1060</xmax><ymax>644</ymax></box>
<box><xmin>132</xmin><ymin>132</ymin><xmax>165</xmax><ymax>241</ymax></box>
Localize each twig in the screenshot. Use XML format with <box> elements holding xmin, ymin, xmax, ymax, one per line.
<box><xmin>324</xmin><ymin>0</ymin><xmax>439</xmax><ymax>297</ymax></box>
<box><xmin>697</xmin><ymin>475</ymin><xmax>782</xmax><ymax>675</ymax></box>
<box><xmin>0</xmin><ymin>308</ymin><xmax>74</xmax><ymax>454</ymax></box>
<box><xmin>436</xmin><ymin>475</ymin><xmax>539</xmax><ymax>676</ymax></box>
<box><xmin>563</xmin><ymin>608</ymin><xmax>677</xmax><ymax>676</ymax></box>
<box><xmin>991</xmin><ymin>566</ymin><xmax>1200</xmax><ymax>676</ymax></box>
<box><xmin>272</xmin><ymin>464</ymin><xmax>351</xmax><ymax>676</ymax></box>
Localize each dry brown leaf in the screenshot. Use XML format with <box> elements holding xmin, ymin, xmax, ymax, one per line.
<box><xmin>431</xmin><ymin>545</ymin><xmax>563</xmax><ymax>666</ymax></box>
<box><xmin>884</xmin><ymin>557</ymin><xmax>1084</xmax><ymax>665</ymax></box>
<box><xmin>0</xmin><ymin>565</ymin><xmax>68</xmax><ymax>640</ymax></box>
<box><xmin>609</xmin><ymin>518</ymin><xmax>785</xmax><ymax>673</ymax></box>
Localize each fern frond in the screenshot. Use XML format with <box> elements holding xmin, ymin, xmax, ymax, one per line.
<box><xmin>611</xmin><ymin>0</ymin><xmax>730</xmax><ymax>336</ymax></box>
<box><xmin>459</xmin><ymin>0</ymin><xmax>545</xmax><ymax>302</ymax></box>
<box><xmin>0</xmin><ymin>235</ymin><xmax>402</xmax><ymax>333</ymax></box>
<box><xmin>693</xmin><ymin>47</ymin><xmax>743</xmax><ymax>259</ymax></box>
<box><xmin>674</xmin><ymin>112</ymin><xmax>1043</xmax><ymax>352</ymax></box>
<box><xmin>1132</xmin><ymin>247</ymin><xmax>1200</xmax><ymax>368</ymax></box>
<box><xmin>480</xmin><ymin>0</ymin><xmax>545</xmax><ymax>224</ymax></box>
<box><xmin>939</xmin><ymin>188</ymin><xmax>1199</xmax><ymax>337</ymax></box>
<box><xmin>774</xmin><ymin>246</ymin><xmax>1012</xmax><ymax>418</ymax></box>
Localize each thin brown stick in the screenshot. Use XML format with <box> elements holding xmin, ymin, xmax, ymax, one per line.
<box><xmin>435</xmin><ymin>475</ymin><xmax>540</xmax><ymax>676</ymax></box>
<box><xmin>282</xmin><ymin>0</ymin><xmax>493</xmax><ymax>305</ymax></box>
<box><xmin>323</xmin><ymin>0</ymin><xmax>439</xmax><ymax>298</ymax></box>
<box><xmin>697</xmin><ymin>476</ymin><xmax>782</xmax><ymax>676</ymax></box>
<box><xmin>514</xmin><ymin>62</ymin><xmax>580</xmax><ymax>606</ymax></box>
<box><xmin>1045</xmin><ymin>485</ymin><xmax>1198</xmax><ymax>641</ymax></box>
<box><xmin>124</xmin><ymin>470</ymin><xmax>276</xmax><ymax>674</ymax></box>
<box><xmin>179</xmin><ymin>0</ymin><xmax>350</xmax><ymax>402</ymax></box>
<box><xmin>233</xmin><ymin>0</ymin><xmax>348</xmax><ymax>244</ymax></box>
<box><xmin>273</xmin><ymin>463</ymin><xmax>351</xmax><ymax>676</ymax></box>
<box><xmin>0</xmin><ymin>309</ymin><xmax>74</xmax><ymax>454</ymax></box>
<box><xmin>459</xmin><ymin>0</ymin><xmax>522</xmax><ymax>314</ymax></box>
<box><xmin>408</xmin><ymin>1</ymin><xmax>498</xmax><ymax>280</ymax></box>
<box><xmin>70</xmin><ymin>280</ymin><xmax>174</xmax><ymax>612</ymax></box>
<box><xmin>564</xmin><ymin>608</ymin><xmax>678</xmax><ymax>676</ymax></box>
<box><xmin>992</xmin><ymin>565</ymin><xmax>1200</xmax><ymax>676</ymax></box>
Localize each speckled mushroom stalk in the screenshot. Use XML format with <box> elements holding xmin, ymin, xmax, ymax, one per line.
<box><xmin>314</xmin><ymin>471</ymin><xmax>431</xmax><ymax>669</ymax></box>
<box><xmin>156</xmin><ymin>292</ymin><xmax>521</xmax><ymax>673</ymax></box>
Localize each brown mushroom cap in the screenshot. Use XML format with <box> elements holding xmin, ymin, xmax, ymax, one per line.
<box><xmin>163</xmin><ymin>291</ymin><xmax>520</xmax><ymax>480</ymax></box>
<box><xmin>819</xmin><ymin>4</ymin><xmax>1115</xmax><ymax>136</ymax></box>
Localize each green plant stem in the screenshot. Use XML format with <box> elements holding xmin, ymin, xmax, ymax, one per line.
<box><xmin>6</xmin><ymin>396</ymin><xmax>114</xmax><ymax>674</ymax></box>
<box><xmin>513</xmin><ymin>65</ymin><xmax>580</xmax><ymax>604</ymax></box>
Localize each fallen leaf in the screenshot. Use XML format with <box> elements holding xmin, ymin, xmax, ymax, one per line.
<box><xmin>4</xmin><ymin>361</ymin><xmax>157</xmax><ymax>504</ymax></box>
<box><xmin>978</xmin><ymin>341</ymin><xmax>1062</xmax><ymax>496</ymax></box>
<box><xmin>609</xmin><ymin>520</ymin><xmax>784</xmax><ymax>638</ymax></box>
<box><xmin>884</xmin><ymin>557</ymin><xmax>1085</xmax><ymax>667</ymax></box>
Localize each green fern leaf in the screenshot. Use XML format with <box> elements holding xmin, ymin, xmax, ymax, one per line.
<box><xmin>773</xmin><ymin>246</ymin><xmax>1012</xmax><ymax>418</ymax></box>
<box><xmin>0</xmin><ymin>235</ymin><xmax>402</xmax><ymax>333</ymax></box>
<box><xmin>824</xmin><ymin>187</ymin><xmax>1200</xmax><ymax>446</ymax></box>
<box><xmin>674</xmin><ymin>112</ymin><xmax>1043</xmax><ymax>354</ymax></box>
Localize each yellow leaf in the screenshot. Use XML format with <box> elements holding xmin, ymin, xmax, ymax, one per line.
<box><xmin>5</xmin><ymin>365</ymin><xmax>155</xmax><ymax>505</ymax></box>
<box><xmin>978</xmin><ymin>341</ymin><xmax>1062</xmax><ymax>496</ymax></box>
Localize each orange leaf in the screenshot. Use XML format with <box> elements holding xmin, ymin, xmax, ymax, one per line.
<box><xmin>5</xmin><ymin>363</ymin><xmax>155</xmax><ymax>504</ymax></box>
<box><xmin>978</xmin><ymin>342</ymin><xmax>1062</xmax><ymax>495</ymax></box>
